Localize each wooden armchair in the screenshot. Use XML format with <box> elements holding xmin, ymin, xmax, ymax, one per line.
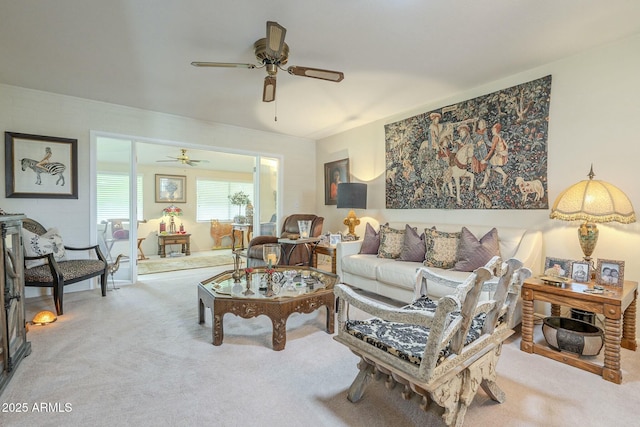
<box><xmin>333</xmin><ymin>257</ymin><xmax>531</xmax><ymax>427</ymax></box>
<box><xmin>22</xmin><ymin>218</ymin><xmax>108</xmax><ymax>315</ymax></box>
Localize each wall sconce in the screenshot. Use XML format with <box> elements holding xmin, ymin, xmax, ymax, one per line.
<box><xmin>549</xmin><ymin>166</ymin><xmax>636</xmax><ymax>265</ymax></box>
<box><xmin>32</xmin><ymin>310</ymin><xmax>57</xmax><ymax>325</ymax></box>
<box><xmin>337</xmin><ymin>183</ymin><xmax>367</xmax><ymax>239</ymax></box>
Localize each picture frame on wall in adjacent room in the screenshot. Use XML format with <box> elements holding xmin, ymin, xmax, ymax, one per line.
<box><xmin>324</xmin><ymin>158</ymin><xmax>349</xmax><ymax>205</ymax></box>
<box><xmin>596</xmin><ymin>259</ymin><xmax>624</xmax><ymax>287</ymax></box>
<box><xmin>4</xmin><ymin>131</ymin><xmax>78</xmax><ymax>199</ymax></box>
<box><xmin>155</xmin><ymin>174</ymin><xmax>186</xmax><ymax>203</ymax></box>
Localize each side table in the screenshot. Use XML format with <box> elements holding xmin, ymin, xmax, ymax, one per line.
<box><xmin>157</xmin><ymin>233</ymin><xmax>191</xmax><ymax>258</ymax></box>
<box><xmin>278</xmin><ymin>236</ymin><xmax>321</xmax><ymax>266</ymax></box>
<box><xmin>312</xmin><ymin>244</ymin><xmax>336</xmax><ymax>274</ymax></box>
<box><xmin>520</xmin><ymin>277</ymin><xmax>637</xmax><ymax>384</ymax></box>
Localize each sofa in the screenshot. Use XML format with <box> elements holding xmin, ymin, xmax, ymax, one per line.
<box><xmin>336</xmin><ymin>222</ymin><xmax>542</xmax><ymax>324</ymax></box>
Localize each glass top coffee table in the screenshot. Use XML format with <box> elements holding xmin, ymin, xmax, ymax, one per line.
<box><xmin>198</xmin><ymin>266</ymin><xmax>338</xmax><ymax>351</ymax></box>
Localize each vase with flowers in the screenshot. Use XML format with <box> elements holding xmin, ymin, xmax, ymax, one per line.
<box><xmin>162</xmin><ymin>204</ymin><xmax>183</xmax><ymax>233</ymax></box>
<box><xmin>229</xmin><ymin>191</ymin><xmax>251</xmax><ymax>224</ymax></box>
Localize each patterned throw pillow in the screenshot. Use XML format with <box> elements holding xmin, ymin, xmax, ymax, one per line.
<box><xmin>359</xmin><ymin>223</ymin><xmax>382</xmax><ymax>254</ymax></box>
<box><xmin>377</xmin><ymin>225</ymin><xmax>405</xmax><ymax>259</ymax></box>
<box><xmin>398</xmin><ymin>224</ymin><xmax>426</xmax><ymax>262</ymax></box>
<box><xmin>23</xmin><ymin>227</ymin><xmax>67</xmax><ymax>269</ymax></box>
<box><xmin>453</xmin><ymin>227</ymin><xmax>501</xmax><ymax>272</ymax></box>
<box><xmin>423</xmin><ymin>227</ymin><xmax>461</xmax><ymax>269</ymax></box>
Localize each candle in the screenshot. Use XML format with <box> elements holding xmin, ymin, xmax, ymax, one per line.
<box><xmin>267</xmin><ymin>253</ymin><xmax>277</xmax><ymax>265</ymax></box>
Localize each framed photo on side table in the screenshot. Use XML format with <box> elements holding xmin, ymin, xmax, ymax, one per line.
<box><xmin>596</xmin><ymin>259</ymin><xmax>624</xmax><ymax>287</ymax></box>
<box><xmin>329</xmin><ymin>233</ymin><xmax>342</xmax><ymax>247</ymax></box>
<box><xmin>570</xmin><ymin>261</ymin><xmax>591</xmax><ymax>283</ymax></box>
<box><xmin>5</xmin><ymin>132</ymin><xmax>78</xmax><ymax>199</ymax></box>
<box><xmin>155</xmin><ymin>174</ymin><xmax>186</xmax><ymax>203</ymax></box>
<box><xmin>543</xmin><ymin>257</ymin><xmax>571</xmax><ymax>279</ymax></box>
<box><xmin>324</xmin><ymin>158</ymin><xmax>350</xmax><ymax>205</ymax></box>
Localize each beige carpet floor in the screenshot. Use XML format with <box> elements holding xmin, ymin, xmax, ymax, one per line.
<box><xmin>4</xmin><ymin>266</ymin><xmax>640</xmax><ymax>426</ymax></box>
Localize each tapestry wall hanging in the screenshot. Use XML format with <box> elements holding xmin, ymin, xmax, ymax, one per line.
<box><xmin>384</xmin><ymin>75</ymin><xmax>551</xmax><ymax>209</ymax></box>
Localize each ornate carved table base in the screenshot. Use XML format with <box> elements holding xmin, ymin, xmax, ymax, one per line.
<box><xmin>198</xmin><ymin>267</ymin><xmax>336</xmax><ymax>351</ymax></box>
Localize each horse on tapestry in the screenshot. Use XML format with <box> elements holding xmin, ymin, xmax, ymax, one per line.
<box><xmin>21</xmin><ymin>158</ymin><xmax>66</xmax><ymax>186</ymax></box>
<box><xmin>446</xmin><ymin>142</ymin><xmax>475</xmax><ymax>205</ymax></box>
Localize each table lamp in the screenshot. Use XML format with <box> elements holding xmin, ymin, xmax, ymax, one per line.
<box><xmin>549</xmin><ymin>166</ymin><xmax>636</xmax><ymax>265</ymax></box>
<box><xmin>337</xmin><ymin>183</ymin><xmax>367</xmax><ymax>238</ymax></box>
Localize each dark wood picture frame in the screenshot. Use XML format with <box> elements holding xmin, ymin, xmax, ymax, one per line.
<box><xmin>596</xmin><ymin>259</ymin><xmax>624</xmax><ymax>287</ymax></box>
<box><xmin>5</xmin><ymin>132</ymin><xmax>78</xmax><ymax>199</ymax></box>
<box><xmin>155</xmin><ymin>174</ymin><xmax>186</xmax><ymax>203</ymax></box>
<box><xmin>324</xmin><ymin>158</ymin><xmax>350</xmax><ymax>205</ymax></box>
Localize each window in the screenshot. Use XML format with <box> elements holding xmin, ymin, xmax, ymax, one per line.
<box><xmin>197</xmin><ymin>179</ymin><xmax>253</xmax><ymax>222</ymax></box>
<box><xmin>96</xmin><ymin>173</ymin><xmax>143</xmax><ymax>223</ymax></box>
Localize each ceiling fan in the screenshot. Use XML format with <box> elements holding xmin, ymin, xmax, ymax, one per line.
<box><xmin>191</xmin><ymin>21</ymin><xmax>344</xmax><ymax>102</ymax></box>
<box><xmin>156</xmin><ymin>149</ymin><xmax>209</xmax><ymax>167</ymax></box>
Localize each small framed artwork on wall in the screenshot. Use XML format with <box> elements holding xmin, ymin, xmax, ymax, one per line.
<box><xmin>5</xmin><ymin>132</ymin><xmax>78</xmax><ymax>199</ymax></box>
<box><xmin>155</xmin><ymin>174</ymin><xmax>186</xmax><ymax>203</ymax></box>
<box><xmin>324</xmin><ymin>158</ymin><xmax>349</xmax><ymax>205</ymax></box>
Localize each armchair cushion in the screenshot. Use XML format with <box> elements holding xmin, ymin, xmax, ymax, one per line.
<box><xmin>345</xmin><ymin>296</ymin><xmax>487</xmax><ymax>366</ymax></box>
<box><xmin>23</xmin><ymin>227</ymin><xmax>67</xmax><ymax>268</ymax></box>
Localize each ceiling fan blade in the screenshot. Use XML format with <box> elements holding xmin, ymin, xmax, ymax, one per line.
<box><xmin>191</xmin><ymin>61</ymin><xmax>256</xmax><ymax>69</ymax></box>
<box><xmin>263</xmin><ymin>76</ymin><xmax>276</xmax><ymax>102</ymax></box>
<box><xmin>156</xmin><ymin>160</ymin><xmax>178</xmax><ymax>162</ymax></box>
<box><xmin>265</xmin><ymin>21</ymin><xmax>286</xmax><ymax>59</ymax></box>
<box><xmin>287</xmin><ymin>66</ymin><xmax>344</xmax><ymax>82</ymax></box>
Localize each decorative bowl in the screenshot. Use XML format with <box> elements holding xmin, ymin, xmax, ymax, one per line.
<box><xmin>542</xmin><ymin>316</ymin><xmax>604</xmax><ymax>356</ymax></box>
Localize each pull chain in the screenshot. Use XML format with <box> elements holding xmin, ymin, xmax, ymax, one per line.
<box><xmin>274</xmin><ymin>97</ymin><xmax>278</xmax><ymax>122</ymax></box>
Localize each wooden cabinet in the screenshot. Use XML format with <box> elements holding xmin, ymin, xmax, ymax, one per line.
<box><xmin>0</xmin><ymin>215</ymin><xmax>31</xmax><ymax>395</ymax></box>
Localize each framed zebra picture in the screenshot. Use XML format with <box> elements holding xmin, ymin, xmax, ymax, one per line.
<box><xmin>4</xmin><ymin>132</ymin><xmax>78</xmax><ymax>199</ymax></box>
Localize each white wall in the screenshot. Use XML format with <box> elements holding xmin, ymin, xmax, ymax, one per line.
<box><xmin>317</xmin><ymin>34</ymin><xmax>640</xmax><ymax>284</ymax></box>
<box><xmin>0</xmin><ymin>84</ymin><xmax>317</xmax><ymax>293</ymax></box>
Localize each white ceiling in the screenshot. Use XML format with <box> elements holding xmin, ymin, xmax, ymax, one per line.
<box><xmin>1</xmin><ymin>1</ymin><xmax>639</xmax><ymax>140</ymax></box>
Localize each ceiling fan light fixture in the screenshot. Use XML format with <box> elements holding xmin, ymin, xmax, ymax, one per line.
<box><xmin>263</xmin><ymin>76</ymin><xmax>276</xmax><ymax>102</ymax></box>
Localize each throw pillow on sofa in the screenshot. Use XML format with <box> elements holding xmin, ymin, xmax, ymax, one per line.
<box><xmin>453</xmin><ymin>227</ymin><xmax>501</xmax><ymax>272</ymax></box>
<box><xmin>23</xmin><ymin>227</ymin><xmax>67</xmax><ymax>269</ymax></box>
<box><xmin>398</xmin><ymin>224</ymin><xmax>426</xmax><ymax>262</ymax></box>
<box><xmin>359</xmin><ymin>223</ymin><xmax>382</xmax><ymax>254</ymax></box>
<box><xmin>424</xmin><ymin>227</ymin><xmax>461</xmax><ymax>269</ymax></box>
<box><xmin>377</xmin><ymin>225</ymin><xmax>405</xmax><ymax>259</ymax></box>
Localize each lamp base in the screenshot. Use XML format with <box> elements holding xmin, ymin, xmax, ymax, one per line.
<box><xmin>578</xmin><ymin>222</ymin><xmax>599</xmax><ymax>279</ymax></box>
<box><xmin>343</xmin><ymin>210</ymin><xmax>361</xmax><ymax>239</ymax></box>
<box><xmin>578</xmin><ymin>222</ymin><xmax>599</xmax><ymax>259</ymax></box>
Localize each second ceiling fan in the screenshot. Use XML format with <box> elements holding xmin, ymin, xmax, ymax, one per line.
<box><xmin>191</xmin><ymin>21</ymin><xmax>344</xmax><ymax>102</ymax></box>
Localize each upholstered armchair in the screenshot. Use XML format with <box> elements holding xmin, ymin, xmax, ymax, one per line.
<box><xmin>22</xmin><ymin>218</ymin><xmax>108</xmax><ymax>315</ymax></box>
<box><xmin>245</xmin><ymin>214</ymin><xmax>324</xmax><ymax>267</ymax></box>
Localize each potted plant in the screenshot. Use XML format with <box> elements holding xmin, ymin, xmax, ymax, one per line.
<box><xmin>229</xmin><ymin>191</ymin><xmax>251</xmax><ymax>223</ymax></box>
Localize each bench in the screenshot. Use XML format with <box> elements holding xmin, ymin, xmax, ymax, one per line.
<box><xmin>333</xmin><ymin>256</ymin><xmax>531</xmax><ymax>426</ymax></box>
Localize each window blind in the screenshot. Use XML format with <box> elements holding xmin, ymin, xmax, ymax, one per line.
<box><xmin>197</xmin><ymin>179</ymin><xmax>253</xmax><ymax>222</ymax></box>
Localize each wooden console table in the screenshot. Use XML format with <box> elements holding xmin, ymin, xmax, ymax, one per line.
<box><xmin>157</xmin><ymin>233</ymin><xmax>191</xmax><ymax>258</ymax></box>
<box><xmin>521</xmin><ymin>277</ymin><xmax>637</xmax><ymax>384</ymax></box>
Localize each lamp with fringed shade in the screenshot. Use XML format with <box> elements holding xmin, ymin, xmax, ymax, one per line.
<box><xmin>549</xmin><ymin>166</ymin><xmax>635</xmax><ymax>264</ymax></box>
